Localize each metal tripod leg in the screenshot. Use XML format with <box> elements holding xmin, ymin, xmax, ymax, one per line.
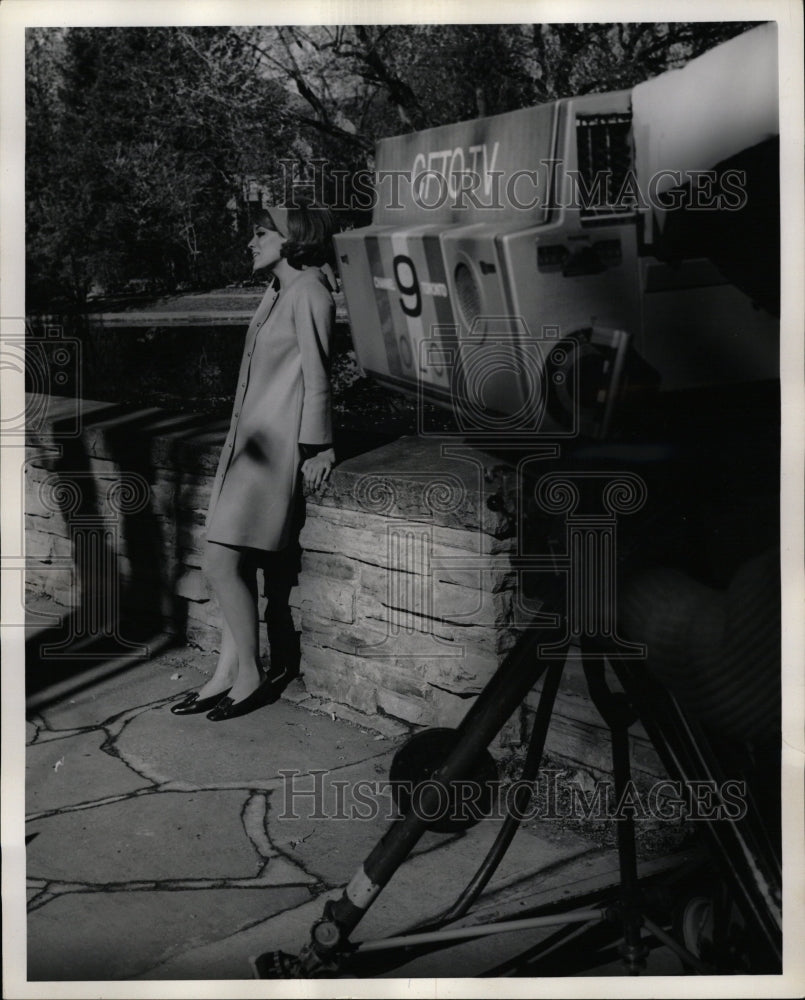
<box><xmin>609</xmin><ymin>658</ymin><xmax>782</xmax><ymax>970</ymax></box>
<box><xmin>582</xmin><ymin>652</ymin><xmax>648</xmax><ymax>974</ymax></box>
<box><xmin>609</xmin><ymin>711</ymin><xmax>647</xmax><ymax>972</ymax></box>
<box><xmin>253</xmin><ymin>620</ymin><xmax>564</xmax><ymax>975</ymax></box>
<box><xmin>311</xmin><ymin>632</ymin><xmax>559</xmax><ymax>964</ymax></box>
<box><xmin>253</xmin><ymin>635</ymin><xmax>779</xmax><ymax>977</ymax></box>
<box><xmin>413</xmin><ymin>660</ymin><xmax>565</xmax><ymax>932</ymax></box>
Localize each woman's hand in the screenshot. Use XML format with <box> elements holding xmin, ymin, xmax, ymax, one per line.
<box><xmin>301</xmin><ymin>447</ymin><xmax>335</xmax><ymax>491</ymax></box>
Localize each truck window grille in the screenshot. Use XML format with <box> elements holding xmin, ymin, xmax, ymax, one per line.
<box><xmin>575</xmin><ymin>113</ymin><xmax>634</xmax><ymax>220</ymax></box>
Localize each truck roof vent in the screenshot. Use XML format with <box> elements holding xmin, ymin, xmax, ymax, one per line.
<box><xmin>575</xmin><ymin>112</ymin><xmax>633</xmax><ymax>221</ymax></box>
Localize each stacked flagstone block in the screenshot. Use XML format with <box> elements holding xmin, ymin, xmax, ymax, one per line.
<box><xmin>288</xmin><ymin>436</ymin><xmax>528</xmax><ymax>737</ymax></box>
<box><xmin>292</xmin><ymin>437</ymin><xmax>662</xmax><ymax>775</ymax></box>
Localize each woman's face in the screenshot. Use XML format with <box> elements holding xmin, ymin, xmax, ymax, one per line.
<box><xmin>248</xmin><ymin>223</ymin><xmax>284</xmax><ymax>272</ymax></box>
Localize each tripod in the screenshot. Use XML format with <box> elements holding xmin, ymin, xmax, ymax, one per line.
<box><xmin>253</xmin><ymin>393</ymin><xmax>783</xmax><ymax>978</ymax></box>
<box><xmin>251</xmin><ymin>616</ymin><xmax>782</xmax><ymax>978</ymax></box>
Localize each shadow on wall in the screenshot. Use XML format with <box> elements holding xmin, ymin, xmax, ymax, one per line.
<box><xmin>25</xmin><ymin>398</ymin><xmax>230</xmax><ymax>712</ymax></box>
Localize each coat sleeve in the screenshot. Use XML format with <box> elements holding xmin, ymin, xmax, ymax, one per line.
<box><xmin>294</xmin><ymin>283</ymin><xmax>334</xmax><ymax>445</ymax></box>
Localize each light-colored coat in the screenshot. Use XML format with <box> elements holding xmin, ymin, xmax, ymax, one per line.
<box><xmin>205</xmin><ymin>267</ymin><xmax>334</xmax><ymax>550</ymax></box>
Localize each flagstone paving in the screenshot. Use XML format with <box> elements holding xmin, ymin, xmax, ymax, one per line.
<box><xmin>27</xmin><ymin>789</ymin><xmax>266</xmax><ymax>883</ymax></box>
<box><xmin>118</xmin><ymin>693</ymin><xmax>392</xmax><ymax>789</ymax></box>
<box><xmin>26</xmin><ymin>729</ymin><xmax>151</xmax><ymax>814</ymax></box>
<box><xmin>22</xmin><ymin>606</ymin><xmax>609</xmax><ymax>984</ymax></box>
<box><xmin>28</xmin><ymin>886</ymin><xmax>312</xmax><ymax>982</ymax></box>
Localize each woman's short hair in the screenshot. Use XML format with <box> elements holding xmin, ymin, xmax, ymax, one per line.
<box><xmin>256</xmin><ymin>203</ymin><xmax>336</xmax><ymax>270</ymax></box>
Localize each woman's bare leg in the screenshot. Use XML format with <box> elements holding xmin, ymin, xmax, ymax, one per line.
<box><xmin>196</xmin><ymin>620</ymin><xmax>238</xmax><ymax>700</ymax></box>
<box><xmin>203</xmin><ymin>541</ymin><xmax>266</xmax><ymax>702</ymax></box>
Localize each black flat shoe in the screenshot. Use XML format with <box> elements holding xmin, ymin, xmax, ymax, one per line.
<box><xmin>170</xmin><ymin>688</ymin><xmax>231</xmax><ymax>715</ymax></box>
<box><xmin>266</xmin><ymin>663</ymin><xmax>300</xmax><ymax>685</ymax></box>
<box><xmin>206</xmin><ymin>680</ymin><xmax>271</xmax><ymax>721</ymax></box>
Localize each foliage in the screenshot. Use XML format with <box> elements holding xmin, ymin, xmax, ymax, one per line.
<box><xmin>240</xmin><ymin>22</ymin><xmax>757</xmax><ymax>141</ymax></box>
<box><xmin>26</xmin><ymin>21</ymin><xmax>759</xmax><ymax>307</ymax></box>
<box><xmin>26</xmin><ymin>27</ymin><xmax>291</xmax><ymax>305</ymax></box>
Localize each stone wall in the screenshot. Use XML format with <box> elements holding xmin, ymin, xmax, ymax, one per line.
<box><xmin>286</xmin><ymin>436</ymin><xmax>527</xmax><ymax>745</ymax></box>
<box><xmin>24</xmin><ymin>395</ymin><xmax>232</xmax><ymax>650</ymax></box>
<box><xmin>23</xmin><ymin>393</ymin><xmax>663</xmax><ymax>776</ymax></box>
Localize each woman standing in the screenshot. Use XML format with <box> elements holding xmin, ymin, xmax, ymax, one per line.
<box><xmin>171</xmin><ymin>204</ymin><xmax>336</xmax><ymax>721</ymax></box>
